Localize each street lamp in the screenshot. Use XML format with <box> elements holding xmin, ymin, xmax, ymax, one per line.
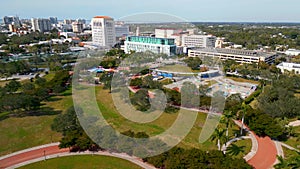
<box><xmin>44</xmin><ymin>150</ymin><xmax>46</xmax><ymax>161</ymax></box>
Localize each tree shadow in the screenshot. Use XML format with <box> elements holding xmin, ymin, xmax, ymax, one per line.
<box><xmin>46</xmin><ymin>97</ymin><xmax>62</xmax><ymax>102</ymax></box>
<box><xmin>9</xmin><ymin>107</ymin><xmax>62</xmax><ymax>118</ymax></box>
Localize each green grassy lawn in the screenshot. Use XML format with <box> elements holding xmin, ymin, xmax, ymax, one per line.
<box><xmin>0</xmin><ymin>88</ymin><xmax>73</xmax><ymax>156</ymax></box>
<box><xmin>158</xmin><ymin>64</ymin><xmax>201</xmax><ymax>73</ymax></box>
<box><xmin>94</xmin><ymin>86</ymin><xmax>223</xmax><ymax>150</ymax></box>
<box><xmin>249</xmin><ymin>98</ymin><xmax>259</xmax><ymax>109</ymax></box>
<box><xmin>159</xmin><ymin>64</ymin><xmax>192</xmax><ymax>72</ymax></box>
<box><xmin>19</xmin><ymin>155</ymin><xmax>142</xmax><ymax>169</ymax></box>
<box><xmin>0</xmin><ymin>80</ymin><xmax>9</xmax><ymax>87</ymax></box>
<box><xmin>0</xmin><ymin>115</ymin><xmax>61</xmax><ymax>156</ymax></box>
<box><xmin>232</xmin><ymin>138</ymin><xmax>252</xmax><ymax>159</ymax></box>
<box><xmin>282</xmin><ymin>146</ymin><xmax>299</xmax><ymax>159</ymax></box>
<box><xmin>283</xmin><ymin>125</ymin><xmax>300</xmax><ymax>150</ymax></box>
<box><xmin>227</xmin><ymin>77</ymin><xmax>259</xmax><ymax>84</ymax></box>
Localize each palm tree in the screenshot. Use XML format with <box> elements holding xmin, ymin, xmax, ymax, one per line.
<box><xmin>211</xmin><ymin>127</ymin><xmax>227</xmax><ymax>151</ymax></box>
<box><xmin>226</xmin><ymin>143</ymin><xmax>245</xmax><ymax>156</ymax></box>
<box><xmin>221</xmin><ymin>110</ymin><xmax>235</xmax><ymax>137</ymax></box>
<box><xmin>274</xmin><ymin>156</ymin><xmax>289</xmax><ymax>169</ymax></box>
<box><xmin>240</xmin><ymin>102</ymin><xmax>247</xmax><ymax>136</ymax></box>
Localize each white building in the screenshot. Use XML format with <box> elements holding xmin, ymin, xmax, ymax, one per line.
<box><xmin>91</xmin><ymin>16</ymin><xmax>116</xmax><ymax>48</ymax></box>
<box><xmin>124</xmin><ymin>36</ymin><xmax>176</xmax><ymax>56</ymax></box>
<box><xmin>155</xmin><ymin>28</ymin><xmax>181</xmax><ymax>38</ymax></box>
<box><xmin>182</xmin><ymin>35</ymin><xmax>216</xmax><ymax>48</ymax></box>
<box><xmin>31</xmin><ymin>18</ymin><xmax>51</xmax><ymax>32</ymax></box>
<box><xmin>277</xmin><ymin>62</ymin><xmax>300</xmax><ymax>74</ymax></box>
<box><xmin>188</xmin><ymin>48</ymin><xmax>278</xmax><ymax>64</ymax></box>
<box><xmin>285</xmin><ymin>49</ymin><xmax>300</xmax><ymax>56</ymax></box>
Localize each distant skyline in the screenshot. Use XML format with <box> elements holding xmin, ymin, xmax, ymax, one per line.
<box><xmin>1</xmin><ymin>0</ymin><xmax>300</xmax><ymax>22</ymax></box>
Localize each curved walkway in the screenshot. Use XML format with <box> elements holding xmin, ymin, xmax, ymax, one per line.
<box><xmin>0</xmin><ymin>143</ymin><xmax>156</xmax><ymax>169</ymax></box>
<box><xmin>288</xmin><ymin>120</ymin><xmax>300</xmax><ymax>127</ymax></box>
<box><xmin>234</xmin><ymin>120</ymin><xmax>277</xmax><ymax>169</ymax></box>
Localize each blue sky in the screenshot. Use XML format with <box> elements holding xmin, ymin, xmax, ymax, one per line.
<box><xmin>1</xmin><ymin>0</ymin><xmax>300</xmax><ymax>22</ymax></box>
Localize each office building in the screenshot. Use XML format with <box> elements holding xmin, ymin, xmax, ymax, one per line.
<box><xmin>31</xmin><ymin>18</ymin><xmax>51</xmax><ymax>32</ymax></box>
<box><xmin>91</xmin><ymin>16</ymin><xmax>116</xmax><ymax>48</ymax></box>
<box><xmin>72</xmin><ymin>22</ymin><xmax>83</xmax><ymax>33</ymax></box>
<box><xmin>188</xmin><ymin>48</ymin><xmax>278</xmax><ymax>64</ymax></box>
<box><xmin>277</xmin><ymin>62</ymin><xmax>300</xmax><ymax>74</ymax></box>
<box><xmin>124</xmin><ymin>36</ymin><xmax>176</xmax><ymax>56</ymax></box>
<box><xmin>182</xmin><ymin>35</ymin><xmax>216</xmax><ymax>48</ymax></box>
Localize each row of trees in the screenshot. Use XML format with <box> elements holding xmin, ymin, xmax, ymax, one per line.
<box><xmin>200</xmin><ymin>25</ymin><xmax>300</xmax><ymax>50</ymax></box>
<box><xmin>0</xmin><ymin>70</ymin><xmax>70</xmax><ymax>113</ymax></box>
<box><xmin>143</xmin><ymin>147</ymin><xmax>252</xmax><ymax>169</ymax></box>
<box><xmin>0</xmin><ymin>60</ymin><xmax>31</xmax><ymax>78</ymax></box>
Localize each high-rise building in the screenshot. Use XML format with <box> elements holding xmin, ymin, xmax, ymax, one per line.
<box><xmin>64</xmin><ymin>19</ymin><xmax>75</xmax><ymax>25</ymax></box>
<box><xmin>76</xmin><ymin>19</ymin><xmax>86</xmax><ymax>24</ymax></box>
<box><xmin>49</xmin><ymin>17</ymin><xmax>58</xmax><ymax>24</ymax></box>
<box><xmin>182</xmin><ymin>35</ymin><xmax>216</xmax><ymax>48</ymax></box>
<box><xmin>31</xmin><ymin>18</ymin><xmax>51</xmax><ymax>32</ymax></box>
<box><xmin>91</xmin><ymin>16</ymin><xmax>116</xmax><ymax>48</ymax></box>
<box><xmin>72</xmin><ymin>22</ymin><xmax>83</xmax><ymax>33</ymax></box>
<box><xmin>3</xmin><ymin>16</ymin><xmax>21</xmax><ymax>27</ymax></box>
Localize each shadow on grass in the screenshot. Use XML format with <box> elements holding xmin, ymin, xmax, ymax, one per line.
<box><xmin>4</xmin><ymin>107</ymin><xmax>63</xmax><ymax>119</ymax></box>
<box><xmin>46</xmin><ymin>97</ymin><xmax>63</xmax><ymax>102</ymax></box>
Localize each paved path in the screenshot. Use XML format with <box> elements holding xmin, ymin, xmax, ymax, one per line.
<box><xmin>234</xmin><ymin>120</ymin><xmax>277</xmax><ymax>169</ymax></box>
<box><xmin>0</xmin><ymin>143</ymin><xmax>156</xmax><ymax>169</ymax></box>
<box><xmin>288</xmin><ymin>120</ymin><xmax>300</xmax><ymax>127</ymax></box>
<box><xmin>233</xmin><ymin>121</ymin><xmax>258</xmax><ymax>161</ymax></box>
<box><xmin>0</xmin><ymin>143</ymin><xmax>69</xmax><ymax>169</ymax></box>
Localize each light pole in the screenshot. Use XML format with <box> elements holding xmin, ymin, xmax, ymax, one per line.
<box><xmin>44</xmin><ymin>150</ymin><xmax>46</xmax><ymax>161</ymax></box>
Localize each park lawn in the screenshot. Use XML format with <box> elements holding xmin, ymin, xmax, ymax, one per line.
<box><xmin>95</xmin><ymin>86</ymin><xmax>177</xmax><ymax>135</ymax></box>
<box><xmin>95</xmin><ymin>86</ymin><xmax>217</xmax><ymax>150</ymax></box>
<box><xmin>0</xmin><ymin>115</ymin><xmax>61</xmax><ymax>156</ymax></box>
<box><xmin>0</xmin><ymin>80</ymin><xmax>9</xmax><ymax>87</ymax></box>
<box><xmin>282</xmin><ymin>146</ymin><xmax>299</xmax><ymax>159</ymax></box>
<box><xmin>43</xmin><ymin>72</ymin><xmax>56</xmax><ymax>81</ymax></box>
<box><xmin>249</xmin><ymin>98</ymin><xmax>259</xmax><ymax>109</ymax></box>
<box><xmin>283</xmin><ymin>125</ymin><xmax>300</xmax><ymax>150</ymax></box>
<box><xmin>232</xmin><ymin>138</ymin><xmax>252</xmax><ymax>159</ymax></box>
<box><xmin>0</xmin><ymin>88</ymin><xmax>73</xmax><ymax>156</ymax></box>
<box><xmin>227</xmin><ymin>77</ymin><xmax>259</xmax><ymax>84</ymax></box>
<box><xmin>19</xmin><ymin>155</ymin><xmax>142</xmax><ymax>169</ymax></box>
<box><xmin>159</xmin><ymin>64</ymin><xmax>192</xmax><ymax>73</ymax></box>
<box><xmin>158</xmin><ymin>64</ymin><xmax>201</xmax><ymax>73</ymax></box>
<box><xmin>42</xmin><ymin>88</ymin><xmax>73</xmax><ymax>112</ymax></box>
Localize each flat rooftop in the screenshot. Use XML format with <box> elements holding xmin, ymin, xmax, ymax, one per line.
<box><xmin>191</xmin><ymin>48</ymin><xmax>276</xmax><ymax>58</ymax></box>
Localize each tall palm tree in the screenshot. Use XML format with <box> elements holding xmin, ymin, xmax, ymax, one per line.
<box><xmin>221</xmin><ymin>110</ymin><xmax>236</xmax><ymax>137</ymax></box>
<box><xmin>211</xmin><ymin>127</ymin><xmax>227</xmax><ymax>151</ymax></box>
<box><xmin>226</xmin><ymin>143</ymin><xmax>245</xmax><ymax>156</ymax></box>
